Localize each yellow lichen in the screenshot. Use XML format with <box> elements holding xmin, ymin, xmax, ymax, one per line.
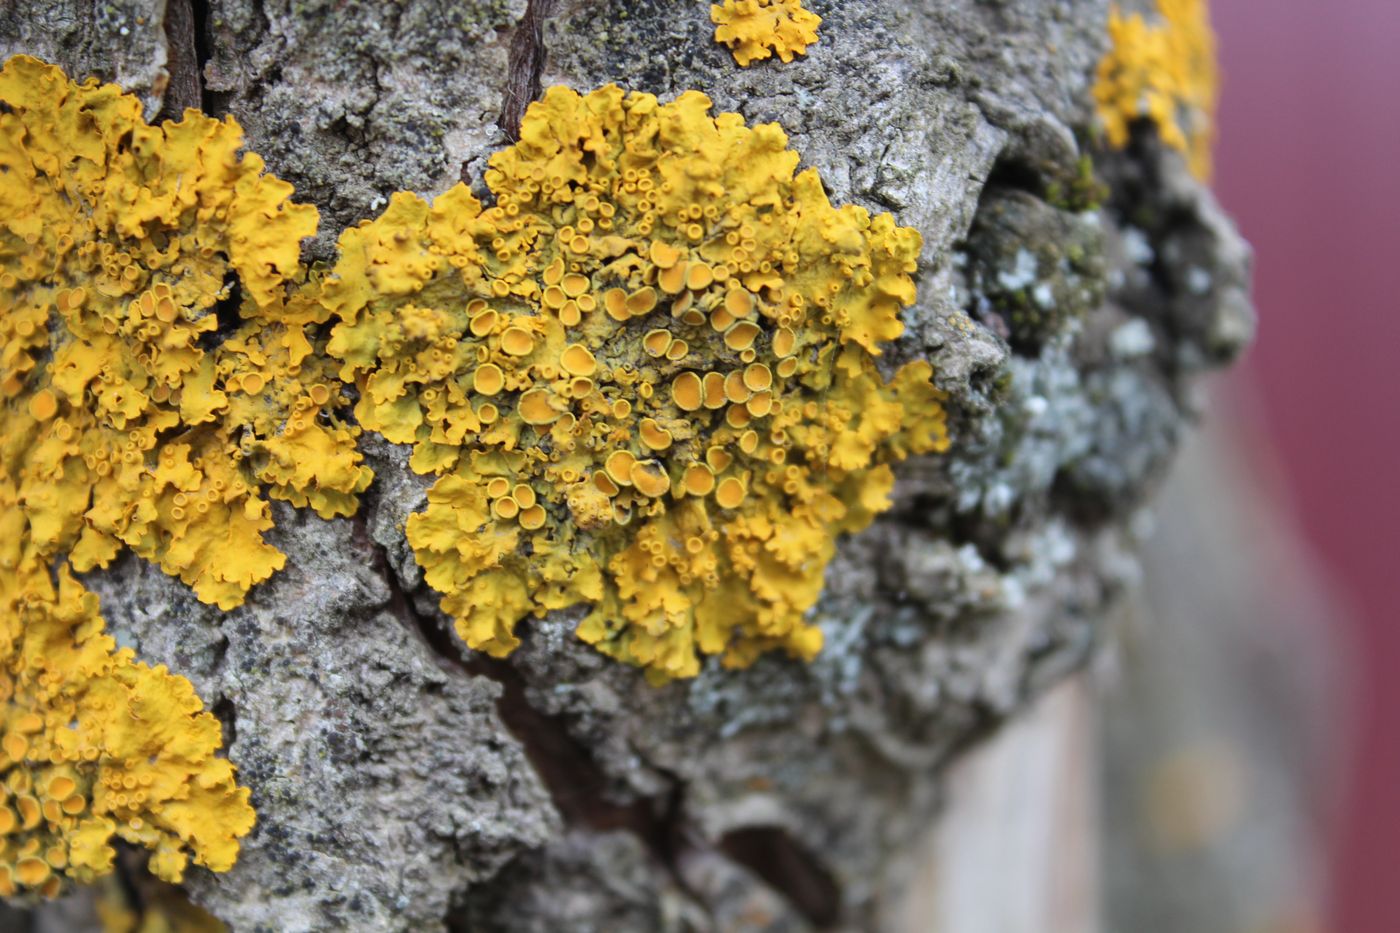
<box><xmin>0</xmin><ymin>54</ymin><xmax>374</xmax><ymax>894</ymax></box>
<box><xmin>1093</xmin><ymin>0</ymin><xmax>1218</xmax><ymax>179</ymax></box>
<box><xmin>326</xmin><ymin>84</ymin><xmax>948</xmax><ymax>682</ymax></box>
<box><xmin>711</xmin><ymin>0</ymin><xmax>821</xmax><ymax>67</ymax></box>
<box><xmin>0</xmin><ymin>561</ymin><xmax>253</xmax><ymax>897</ymax></box>
<box><xmin>0</xmin><ymin>55</ymin><xmax>371</xmax><ymax>609</ymax></box>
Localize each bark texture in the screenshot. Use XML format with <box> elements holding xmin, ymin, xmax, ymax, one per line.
<box><xmin>0</xmin><ymin>1</ymin><xmax>1253</xmax><ymax>930</ymax></box>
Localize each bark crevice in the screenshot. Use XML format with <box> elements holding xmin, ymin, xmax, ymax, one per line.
<box><xmin>157</xmin><ymin>0</ymin><xmax>207</xmax><ymax>119</ymax></box>
<box><xmin>350</xmin><ymin>515</ymin><xmax>689</xmax><ymax>861</ymax></box>
<box><xmin>496</xmin><ymin>0</ymin><xmax>556</xmax><ymax>143</ymax></box>
<box><xmin>718</xmin><ymin>826</ymin><xmax>842</xmax><ymax>928</ymax></box>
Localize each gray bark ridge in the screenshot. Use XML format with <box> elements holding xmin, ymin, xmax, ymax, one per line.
<box><xmin>0</xmin><ymin>0</ymin><xmax>1252</xmax><ymax>930</ymax></box>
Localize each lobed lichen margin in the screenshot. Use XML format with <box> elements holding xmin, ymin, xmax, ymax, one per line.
<box><xmin>0</xmin><ymin>53</ymin><xmax>371</xmax><ymax>897</ymax></box>
<box><xmin>325</xmin><ymin>83</ymin><xmax>948</xmax><ymax>683</ymax></box>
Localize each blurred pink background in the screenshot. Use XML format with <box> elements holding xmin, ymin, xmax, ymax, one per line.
<box><xmin>1212</xmin><ymin>1</ymin><xmax>1400</xmax><ymax>929</ymax></box>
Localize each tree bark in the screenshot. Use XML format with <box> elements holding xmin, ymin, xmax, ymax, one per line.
<box><xmin>0</xmin><ymin>1</ymin><xmax>1253</xmax><ymax>930</ymax></box>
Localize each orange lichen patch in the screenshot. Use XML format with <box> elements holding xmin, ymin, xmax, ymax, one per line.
<box><xmin>723</xmin><ymin>372</ymin><xmax>750</xmax><ymax>404</ymax></box>
<box><xmin>743</xmin><ymin>362</ymin><xmax>773</xmax><ymax>392</ymax></box>
<box><xmin>685</xmin><ymin>263</ymin><xmax>715</xmax><ymax>292</ymax></box>
<box><xmin>325</xmin><ymin>84</ymin><xmax>948</xmax><ymax>681</ymax></box>
<box><xmin>0</xmin><ymin>55</ymin><xmax>370</xmax><ymax>892</ymax></box>
<box><xmin>627</xmin><ymin>287</ymin><xmax>659</xmax><ymax>317</ymax></box>
<box><xmin>519</xmin><ymin>388</ymin><xmax>564</xmax><ymax>425</ymax></box>
<box><xmin>0</xmin><ymin>562</ymin><xmax>253</xmax><ymax>897</ymax></box>
<box><xmin>603</xmin><ymin>289</ymin><xmax>629</xmax><ymax>321</ymax></box>
<box><xmin>650</xmin><ymin>242</ymin><xmax>683</xmax><ymax>268</ymax></box>
<box><xmin>469</xmin><ymin>308</ymin><xmax>499</xmax><ymax>336</ymax></box>
<box><xmin>629</xmin><ymin>459</ymin><xmax>672</xmax><ymax>498</ymax></box>
<box><xmin>711</xmin><ymin>0</ymin><xmax>821</xmax><ymax>67</ymax></box>
<box><xmin>713</xmin><ymin>476</ymin><xmax>748</xmax><ymax>509</ymax></box>
<box><xmin>725</xmin><ymin>288</ymin><xmax>755</xmax><ymax>320</ymax></box>
<box><xmin>643</xmin><ymin>330</ymin><xmax>674</xmax><ymax>357</ymax></box>
<box><xmin>26</xmin><ymin>390</ymin><xmax>58</xmax><ymax>422</ymax></box>
<box><xmin>605</xmin><ymin>450</ymin><xmax>639</xmax><ymax>486</ymax></box>
<box><xmin>1094</xmin><ymin>0</ymin><xmax>1218</xmax><ymax>179</ymax></box>
<box><xmin>0</xmin><ymin>55</ymin><xmax>370</xmax><ymax>611</ymax></box>
<box><xmin>658</xmin><ymin>263</ymin><xmax>689</xmax><ymax>295</ymax></box>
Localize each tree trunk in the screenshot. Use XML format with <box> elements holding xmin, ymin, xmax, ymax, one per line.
<box><xmin>0</xmin><ymin>1</ymin><xmax>1253</xmax><ymax>930</ymax></box>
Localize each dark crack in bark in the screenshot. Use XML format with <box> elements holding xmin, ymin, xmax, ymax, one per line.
<box><xmin>349</xmin><ymin>514</ymin><xmax>679</xmax><ymax>838</ymax></box>
<box><xmin>465</xmin><ymin>654</ymin><xmax>682</xmax><ymax>844</ymax></box>
<box><xmin>345</xmin><ymin>516</ymin><xmax>725</xmax><ymax>922</ymax></box>
<box><xmin>719</xmin><ymin>826</ymin><xmax>842</xmax><ymax>929</ymax></box>
<box><xmin>348</xmin><ymin>511</ymin><xmax>681</xmax><ymax>847</ymax></box>
<box><xmin>211</xmin><ymin>696</ymin><xmax>238</xmax><ymax>748</ymax></box>
<box><xmin>350</xmin><ymin>513</ymin><xmax>468</xmax><ymax>678</ymax></box>
<box><xmin>494</xmin><ymin>0</ymin><xmax>555</xmax><ymax>145</ymax></box>
<box><xmin>348</xmin><ymin>509</ymin><xmax>860</xmax><ymax>926</ymax></box>
<box><xmin>157</xmin><ymin>0</ymin><xmax>203</xmax><ymax>120</ymax></box>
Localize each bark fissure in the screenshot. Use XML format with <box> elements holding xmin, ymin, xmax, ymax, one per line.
<box><xmin>212</xmin><ymin>696</ymin><xmax>238</xmax><ymax>748</ymax></box>
<box><xmin>497</xmin><ymin>0</ymin><xmax>556</xmax><ymax>143</ymax></box>
<box><xmin>351</xmin><ymin>514</ymin><xmax>468</xmax><ymax>678</ymax></box>
<box><xmin>348</xmin><ymin>516</ymin><xmax>692</xmax><ymax>866</ymax></box>
<box><xmin>718</xmin><ymin>826</ymin><xmax>842</xmax><ymax>928</ymax></box>
<box><xmin>349</xmin><ymin>520</ymin><xmax>850</xmax><ymax>926</ymax></box>
<box><xmin>158</xmin><ymin>0</ymin><xmax>203</xmax><ymax>119</ymax></box>
<box><xmin>190</xmin><ymin>0</ymin><xmax>212</xmax><ymax>107</ymax></box>
<box><xmin>463</xmin><ymin>654</ymin><xmax>679</xmax><ymax>843</ymax></box>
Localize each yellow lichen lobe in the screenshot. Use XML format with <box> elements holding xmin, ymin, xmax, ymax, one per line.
<box><xmin>0</xmin><ymin>562</ymin><xmax>253</xmax><ymax>898</ymax></box>
<box><xmin>1094</xmin><ymin>0</ymin><xmax>1218</xmax><ymax>178</ymax></box>
<box><xmin>0</xmin><ymin>54</ymin><xmax>364</xmax><ymax>892</ymax></box>
<box><xmin>326</xmin><ymin>84</ymin><xmax>948</xmax><ymax>681</ymax></box>
<box><xmin>711</xmin><ymin>0</ymin><xmax>821</xmax><ymax>67</ymax></box>
<box><xmin>0</xmin><ymin>55</ymin><xmax>371</xmax><ymax>610</ymax></box>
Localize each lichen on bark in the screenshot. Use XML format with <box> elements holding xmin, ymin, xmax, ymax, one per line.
<box><xmin>0</xmin><ymin>0</ymin><xmax>1251</xmax><ymax>929</ymax></box>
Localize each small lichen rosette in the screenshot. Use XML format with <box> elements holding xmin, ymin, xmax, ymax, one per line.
<box><xmin>326</xmin><ymin>85</ymin><xmax>947</xmax><ymax>681</ymax></box>
<box><xmin>0</xmin><ymin>55</ymin><xmax>371</xmax><ymax>610</ymax></box>
<box><xmin>710</xmin><ymin>0</ymin><xmax>821</xmax><ymax>67</ymax></box>
<box><xmin>1094</xmin><ymin>0</ymin><xmax>1218</xmax><ymax>178</ymax></box>
<box><xmin>0</xmin><ymin>561</ymin><xmax>252</xmax><ymax>898</ymax></box>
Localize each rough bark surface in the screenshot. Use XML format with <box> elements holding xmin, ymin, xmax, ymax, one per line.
<box><xmin>0</xmin><ymin>1</ymin><xmax>1253</xmax><ymax>930</ymax></box>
